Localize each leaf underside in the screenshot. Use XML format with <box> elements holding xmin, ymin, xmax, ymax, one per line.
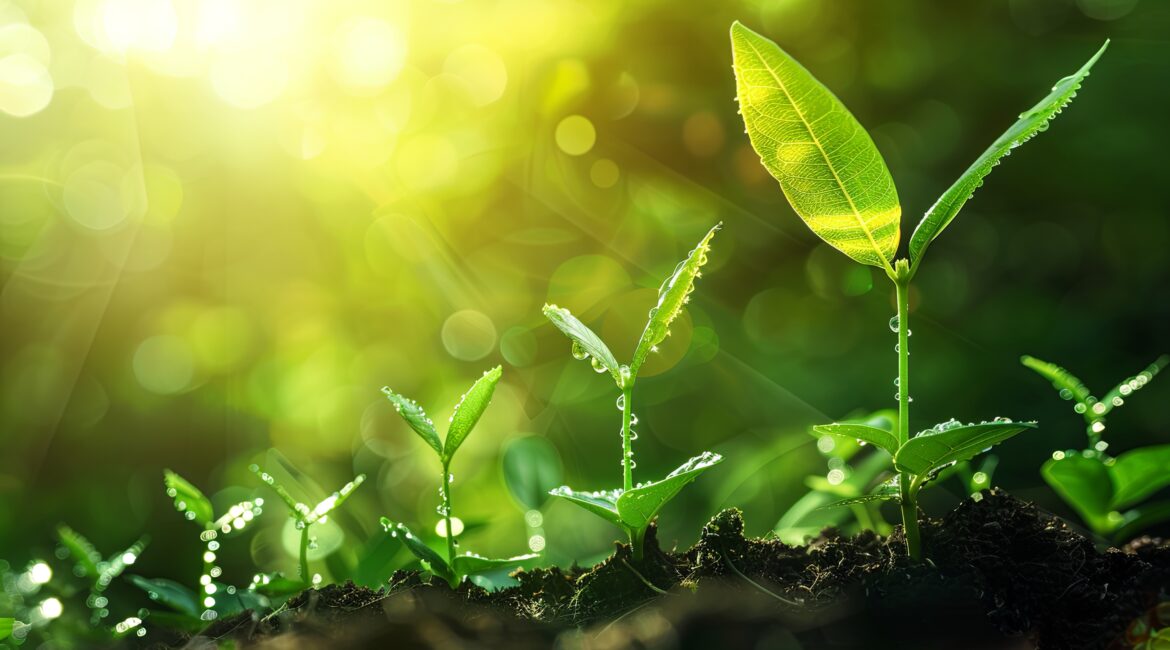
<box><xmin>382</xmin><ymin>388</ymin><xmax>443</xmax><ymax>457</ymax></box>
<box><xmin>444</xmin><ymin>366</ymin><xmax>503</xmax><ymax>464</ymax></box>
<box><xmin>731</xmin><ymin>21</ymin><xmax>900</xmax><ymax>269</ymax></box>
<box><xmin>129</xmin><ymin>576</ymin><xmax>200</xmax><ymax>616</ymax></box>
<box><xmin>1042</xmin><ymin>454</ymin><xmax>1114</xmax><ymax>532</ymax></box>
<box><xmin>1020</xmin><ymin>355</ymin><xmax>1095</xmax><ymax>418</ymax></box>
<box><xmin>381</xmin><ymin>519</ymin><xmax>453</xmax><ymax>580</ymax></box>
<box><xmin>1110</xmin><ymin>444</ymin><xmax>1170</xmax><ymax>510</ymax></box>
<box><xmin>616</xmin><ymin>452</ymin><xmax>724</xmax><ymax>531</ymax></box>
<box><xmin>894</xmin><ymin>421</ymin><xmax>1037</xmax><ymax>477</ymax></box>
<box><xmin>812</xmin><ymin>423</ymin><xmax>899</xmax><ymax>456</ymax></box>
<box><xmin>542</xmin><ymin>304</ymin><xmax>622</xmax><ymax>385</ymax></box>
<box><xmin>451</xmin><ymin>553</ymin><xmax>539</xmax><ymax>576</ymax></box>
<box><xmin>631</xmin><ymin>224</ymin><xmax>720</xmax><ymax>374</ymax></box>
<box><xmin>548</xmin><ymin>487</ymin><xmax>623</xmax><ymax>527</ymax></box>
<box><xmin>163</xmin><ymin>470</ymin><xmax>214</xmax><ymax>527</ymax></box>
<box><xmin>910</xmin><ymin>40</ymin><xmax>1108</xmax><ymax>267</ymax></box>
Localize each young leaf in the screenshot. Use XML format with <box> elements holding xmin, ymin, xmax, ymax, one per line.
<box><xmin>379</xmin><ymin>519</ymin><xmax>453</xmax><ymax>582</ymax></box>
<box><xmin>542</xmin><ymin>304</ymin><xmax>621</xmax><ymax>385</ymax></box>
<box><xmin>630</xmin><ymin>224</ymin><xmax>719</xmax><ymax>375</ymax></box>
<box><xmin>910</xmin><ymin>41</ymin><xmax>1108</xmax><ymax>270</ymax></box>
<box><xmin>250</xmin><ymin>573</ymin><xmax>307</xmax><ymax>597</ymax></box>
<box><xmin>249</xmin><ymin>464</ymin><xmax>303</xmax><ymax>515</ymax></box>
<box><xmin>450</xmin><ymin>552</ymin><xmax>539</xmax><ymax>576</ymax></box>
<box><xmin>1020</xmin><ymin>355</ymin><xmax>1095</xmax><ymax>416</ymax></box>
<box><xmin>0</xmin><ymin>618</ymin><xmax>12</xmax><ymax>641</ymax></box>
<box><xmin>812</xmin><ymin>423</ymin><xmax>899</xmax><ymax>456</ymax></box>
<box><xmin>817</xmin><ymin>492</ymin><xmax>900</xmax><ymax>509</ymax></box>
<box><xmin>99</xmin><ymin>537</ymin><xmax>149</xmax><ymax>588</ymax></box>
<box><xmin>1099</xmin><ymin>355</ymin><xmax>1169</xmax><ymax>416</ymax></box>
<box><xmin>893</xmin><ymin>421</ymin><xmax>1037</xmax><ymax>477</ymax></box>
<box><xmin>163</xmin><ymin>470</ymin><xmax>214</xmax><ymax>526</ymax></box>
<box><xmin>444</xmin><ymin>366</ymin><xmax>502</xmax><ymax>464</ymax></box>
<box><xmin>57</xmin><ymin>524</ymin><xmax>101</xmax><ymax>578</ymax></box>
<box><xmin>382</xmin><ymin>388</ymin><xmax>443</xmax><ymax>457</ymax></box>
<box><xmin>547</xmin><ymin>486</ymin><xmax>623</xmax><ymax>527</ymax></box>
<box><xmin>129</xmin><ymin>576</ymin><xmax>200</xmax><ymax>615</ymax></box>
<box><xmin>1042</xmin><ymin>454</ymin><xmax>1113</xmax><ymax>532</ymax></box>
<box><xmin>303</xmin><ymin>475</ymin><xmax>366</xmax><ymax>525</ymax></box>
<box><xmin>1109</xmin><ymin>445</ymin><xmax>1170</xmax><ymax>510</ymax></box>
<box><xmin>731</xmin><ymin>21</ymin><xmax>900</xmax><ymax>270</ymax></box>
<box><xmin>615</xmin><ymin>452</ymin><xmax>723</xmax><ymax>531</ymax></box>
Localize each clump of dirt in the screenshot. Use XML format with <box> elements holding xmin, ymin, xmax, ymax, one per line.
<box><xmin>178</xmin><ymin>490</ymin><xmax>1169</xmax><ymax>650</ymax></box>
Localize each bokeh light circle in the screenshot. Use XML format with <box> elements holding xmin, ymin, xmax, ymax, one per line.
<box><xmin>0</xmin><ymin>53</ymin><xmax>52</xmax><ymax>117</ymax></box>
<box><xmin>441</xmin><ymin>310</ymin><xmax>497</xmax><ymax>361</ymax></box>
<box><xmin>133</xmin><ymin>335</ymin><xmax>195</xmax><ymax>394</ymax></box>
<box><xmin>555</xmin><ymin>115</ymin><xmax>596</xmax><ymax>155</ymax></box>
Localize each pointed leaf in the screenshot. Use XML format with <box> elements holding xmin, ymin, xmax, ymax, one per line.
<box><xmin>812</xmin><ymin>423</ymin><xmax>899</xmax><ymax>456</ymax></box>
<box><xmin>163</xmin><ymin>470</ymin><xmax>214</xmax><ymax>527</ymax></box>
<box><xmin>1100</xmin><ymin>355</ymin><xmax>1169</xmax><ymax>417</ymax></box>
<box><xmin>249</xmin><ymin>464</ymin><xmax>304</xmax><ymax>517</ymax></box>
<box><xmin>542</xmin><ymin>304</ymin><xmax>621</xmax><ymax>385</ymax></box>
<box><xmin>910</xmin><ymin>41</ymin><xmax>1108</xmax><ymax>268</ymax></box>
<box><xmin>817</xmin><ymin>492</ymin><xmax>900</xmax><ymax>510</ymax></box>
<box><xmin>1042</xmin><ymin>454</ymin><xmax>1114</xmax><ymax>533</ymax></box>
<box><xmin>631</xmin><ymin>224</ymin><xmax>719</xmax><ymax>375</ymax></box>
<box><xmin>1110</xmin><ymin>444</ymin><xmax>1170</xmax><ymax>510</ymax></box>
<box><xmin>57</xmin><ymin>524</ymin><xmax>101</xmax><ymax>579</ymax></box>
<box><xmin>379</xmin><ymin>519</ymin><xmax>453</xmax><ymax>582</ymax></box>
<box><xmin>128</xmin><ymin>576</ymin><xmax>200</xmax><ymax>615</ymax></box>
<box><xmin>1020</xmin><ymin>354</ymin><xmax>1098</xmax><ymax>424</ymax></box>
<box><xmin>444</xmin><ymin>366</ymin><xmax>502</xmax><ymax>464</ymax></box>
<box><xmin>451</xmin><ymin>552</ymin><xmax>539</xmax><ymax>576</ymax></box>
<box><xmin>616</xmin><ymin>451</ymin><xmax>723</xmax><ymax>531</ymax></box>
<box><xmin>731</xmin><ymin>22</ymin><xmax>900</xmax><ymax>269</ymax></box>
<box><xmin>382</xmin><ymin>388</ymin><xmax>443</xmax><ymax>457</ymax></box>
<box><xmin>99</xmin><ymin>536</ymin><xmax>149</xmax><ymax>588</ymax></box>
<box><xmin>250</xmin><ymin>573</ymin><xmax>308</xmax><ymax>597</ymax></box>
<box><xmin>894</xmin><ymin>421</ymin><xmax>1037</xmax><ymax>477</ymax></box>
<box><xmin>304</xmin><ymin>475</ymin><xmax>365</xmax><ymax>524</ymax></box>
<box><xmin>548</xmin><ymin>486</ymin><xmax>623</xmax><ymax>527</ymax></box>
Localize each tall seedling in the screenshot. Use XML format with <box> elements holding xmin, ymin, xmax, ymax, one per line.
<box><xmin>383</xmin><ymin>367</ymin><xmax>537</xmax><ymax>587</ymax></box>
<box><xmin>730</xmin><ymin>23</ymin><xmax>1107</xmax><ymax>556</ymax></box>
<box><xmin>543</xmin><ymin>225</ymin><xmax>724</xmax><ymax>560</ymax></box>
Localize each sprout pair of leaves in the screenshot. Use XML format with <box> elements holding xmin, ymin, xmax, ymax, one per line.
<box><xmin>249</xmin><ymin>463</ymin><xmax>365</xmax><ymax>590</ymax></box>
<box><xmin>813</xmin><ymin>418</ymin><xmax>1036</xmax><ymax>507</ymax></box>
<box><xmin>383</xmin><ymin>367</ymin><xmax>537</xmax><ymax>587</ymax></box>
<box><xmin>56</xmin><ymin>525</ymin><xmax>148</xmax><ymax>625</ymax></box>
<box><xmin>730</xmin><ymin>21</ymin><xmax>1108</xmax><ymax>278</ymax></box>
<box><xmin>543</xmin><ymin>224</ymin><xmax>724</xmax><ymax>559</ymax></box>
<box><xmin>1023</xmin><ymin>355</ymin><xmax>1170</xmax><ymax>539</ymax></box>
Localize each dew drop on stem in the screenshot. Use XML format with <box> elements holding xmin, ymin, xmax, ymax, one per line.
<box><xmin>889</xmin><ymin>315</ymin><xmax>899</xmax><ymax>333</ymax></box>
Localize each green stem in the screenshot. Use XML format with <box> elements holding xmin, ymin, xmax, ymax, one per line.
<box><xmin>442</xmin><ymin>461</ymin><xmax>456</xmax><ymax>567</ymax></box>
<box><xmin>895</xmin><ymin>278</ymin><xmax>921</xmax><ymax>559</ymax></box>
<box><xmin>621</xmin><ymin>385</ymin><xmax>633</xmax><ymax>492</ymax></box>
<box><xmin>299</xmin><ymin>524</ymin><xmax>310</xmax><ymax>582</ymax></box>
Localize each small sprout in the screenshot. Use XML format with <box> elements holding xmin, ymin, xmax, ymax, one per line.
<box><xmin>383</xmin><ymin>366</ymin><xmax>536</xmax><ymax>587</ymax></box>
<box><xmin>1024</xmin><ymin>354</ymin><xmax>1170</xmax><ymax>540</ymax></box>
<box><xmin>730</xmin><ymin>22</ymin><xmax>1100</xmax><ymax>557</ymax></box>
<box><xmin>542</xmin><ymin>225</ymin><xmax>724</xmax><ymax>560</ymax></box>
<box><xmin>57</xmin><ymin>524</ymin><xmax>149</xmax><ymax>625</ymax></box>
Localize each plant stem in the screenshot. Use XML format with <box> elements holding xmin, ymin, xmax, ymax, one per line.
<box><xmin>621</xmin><ymin>385</ymin><xmax>634</xmax><ymax>492</ymax></box>
<box><xmin>299</xmin><ymin>524</ymin><xmax>310</xmax><ymax>582</ymax></box>
<box><xmin>894</xmin><ymin>278</ymin><xmax>922</xmax><ymax>559</ymax></box>
<box><xmin>442</xmin><ymin>461</ymin><xmax>456</xmax><ymax>567</ymax></box>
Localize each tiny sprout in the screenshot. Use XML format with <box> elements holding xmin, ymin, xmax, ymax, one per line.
<box><xmin>729</xmin><ymin>22</ymin><xmax>1093</xmax><ymax>557</ymax></box>
<box><xmin>383</xmin><ymin>366</ymin><xmax>536</xmax><ymax>587</ymax></box>
<box><xmin>56</xmin><ymin>525</ymin><xmax>149</xmax><ymax>625</ymax></box>
<box><xmin>249</xmin><ymin>463</ymin><xmax>364</xmax><ymax>587</ymax></box>
<box><xmin>1023</xmin><ymin>354</ymin><xmax>1170</xmax><ymax>540</ymax></box>
<box><xmin>542</xmin><ymin>224</ymin><xmax>725</xmax><ymax>560</ymax></box>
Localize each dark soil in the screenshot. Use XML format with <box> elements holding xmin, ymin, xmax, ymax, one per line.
<box><xmin>177</xmin><ymin>490</ymin><xmax>1170</xmax><ymax>649</ymax></box>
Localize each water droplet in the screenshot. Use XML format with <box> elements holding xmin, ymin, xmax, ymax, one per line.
<box><xmin>615</xmin><ymin>394</ymin><xmax>625</xmax><ymax>411</ymax></box>
<box><xmin>591</xmin><ymin>356</ymin><xmax>606</xmax><ymax>373</ymax></box>
<box><xmin>889</xmin><ymin>315</ymin><xmax>899</xmax><ymax>333</ymax></box>
<box><xmin>1058</xmin><ymin>388</ymin><xmax>1073</xmax><ymax>400</ymax></box>
<box><xmin>1091</xmin><ymin>421</ymin><xmax>1105</xmax><ymax>434</ymax></box>
<box><xmin>1092</xmin><ymin>402</ymin><xmax>1107</xmax><ymax>415</ymax></box>
<box><xmin>893</xmin><ymin>378</ymin><xmax>900</xmax><ymax>387</ymax></box>
<box><xmin>1073</xmin><ymin>403</ymin><xmax>1087</xmax><ymax>414</ymax></box>
<box><xmin>570</xmin><ymin>342</ymin><xmax>588</xmax><ymax>361</ymax></box>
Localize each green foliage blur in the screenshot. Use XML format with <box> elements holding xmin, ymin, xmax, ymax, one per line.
<box><xmin>1</xmin><ymin>0</ymin><xmax>1168</xmax><ymax>615</ymax></box>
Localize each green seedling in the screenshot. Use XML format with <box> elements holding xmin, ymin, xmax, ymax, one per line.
<box><xmin>382</xmin><ymin>367</ymin><xmax>538</xmax><ymax>587</ymax></box>
<box><xmin>250</xmin><ymin>464</ymin><xmax>365</xmax><ymax>590</ymax></box>
<box><xmin>729</xmin><ymin>23</ymin><xmax>1101</xmax><ymax>557</ymax></box>
<box><xmin>129</xmin><ymin>470</ymin><xmax>266</xmax><ymax>623</ymax></box>
<box><xmin>1023</xmin><ymin>354</ymin><xmax>1170</xmax><ymax>540</ymax></box>
<box><xmin>542</xmin><ymin>225</ymin><xmax>725</xmax><ymax>560</ymax></box>
<box><xmin>56</xmin><ymin>525</ymin><xmax>148</xmax><ymax>627</ymax></box>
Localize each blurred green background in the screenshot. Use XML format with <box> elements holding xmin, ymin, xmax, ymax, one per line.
<box><xmin>2</xmin><ymin>0</ymin><xmax>1169</xmax><ymax>597</ymax></box>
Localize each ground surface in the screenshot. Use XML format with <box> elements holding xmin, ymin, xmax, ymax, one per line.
<box><xmin>172</xmin><ymin>490</ymin><xmax>1169</xmax><ymax>649</ymax></box>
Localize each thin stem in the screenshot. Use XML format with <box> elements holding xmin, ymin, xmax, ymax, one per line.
<box><xmin>620</xmin><ymin>558</ymin><xmax>667</xmax><ymax>595</ymax></box>
<box><xmin>621</xmin><ymin>385</ymin><xmax>633</xmax><ymax>492</ymax></box>
<box><xmin>442</xmin><ymin>461</ymin><xmax>456</xmax><ymax>567</ymax></box>
<box><xmin>298</xmin><ymin>524</ymin><xmax>310</xmax><ymax>582</ymax></box>
<box><xmin>895</xmin><ymin>278</ymin><xmax>921</xmax><ymax>559</ymax></box>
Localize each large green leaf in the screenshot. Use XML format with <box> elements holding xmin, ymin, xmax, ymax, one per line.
<box><xmin>910</xmin><ymin>41</ymin><xmax>1108</xmax><ymax>269</ymax></box>
<box><xmin>382</xmin><ymin>388</ymin><xmax>443</xmax><ymax>457</ymax></box>
<box><xmin>502</xmin><ymin>435</ymin><xmax>563</xmax><ymax>511</ymax></box>
<box><xmin>894</xmin><ymin>421</ymin><xmax>1036</xmax><ymax>477</ymax></box>
<box><xmin>731</xmin><ymin>22</ymin><xmax>900</xmax><ymax>269</ymax></box>
<box><xmin>380</xmin><ymin>519</ymin><xmax>453</xmax><ymax>582</ymax></box>
<box><xmin>163</xmin><ymin>470</ymin><xmax>214</xmax><ymax>526</ymax></box>
<box><xmin>1100</xmin><ymin>355</ymin><xmax>1169</xmax><ymax>417</ymax></box>
<box><xmin>549</xmin><ymin>486</ymin><xmax>623</xmax><ymax>526</ymax></box>
<box><xmin>630</xmin><ymin>224</ymin><xmax>719</xmax><ymax>375</ymax></box>
<box><xmin>444</xmin><ymin>366</ymin><xmax>502</xmax><ymax>464</ymax></box>
<box><xmin>451</xmin><ymin>552</ymin><xmax>539</xmax><ymax>576</ymax></box>
<box><xmin>616</xmin><ymin>452</ymin><xmax>723</xmax><ymax>531</ymax></box>
<box><xmin>1110</xmin><ymin>445</ymin><xmax>1170</xmax><ymax>510</ymax></box>
<box><xmin>1042</xmin><ymin>454</ymin><xmax>1113</xmax><ymax>533</ymax></box>
<box><xmin>542</xmin><ymin>303</ymin><xmax>622</xmax><ymax>386</ymax></box>
<box><xmin>1020</xmin><ymin>355</ymin><xmax>1095</xmax><ymax>419</ymax></box>
<box><xmin>129</xmin><ymin>576</ymin><xmax>199</xmax><ymax>615</ymax></box>
<box><xmin>1114</xmin><ymin>501</ymin><xmax>1170</xmax><ymax>543</ymax></box>
<box><xmin>57</xmin><ymin>524</ymin><xmax>101</xmax><ymax>579</ymax></box>
<box><xmin>812</xmin><ymin>423</ymin><xmax>899</xmax><ymax>456</ymax></box>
